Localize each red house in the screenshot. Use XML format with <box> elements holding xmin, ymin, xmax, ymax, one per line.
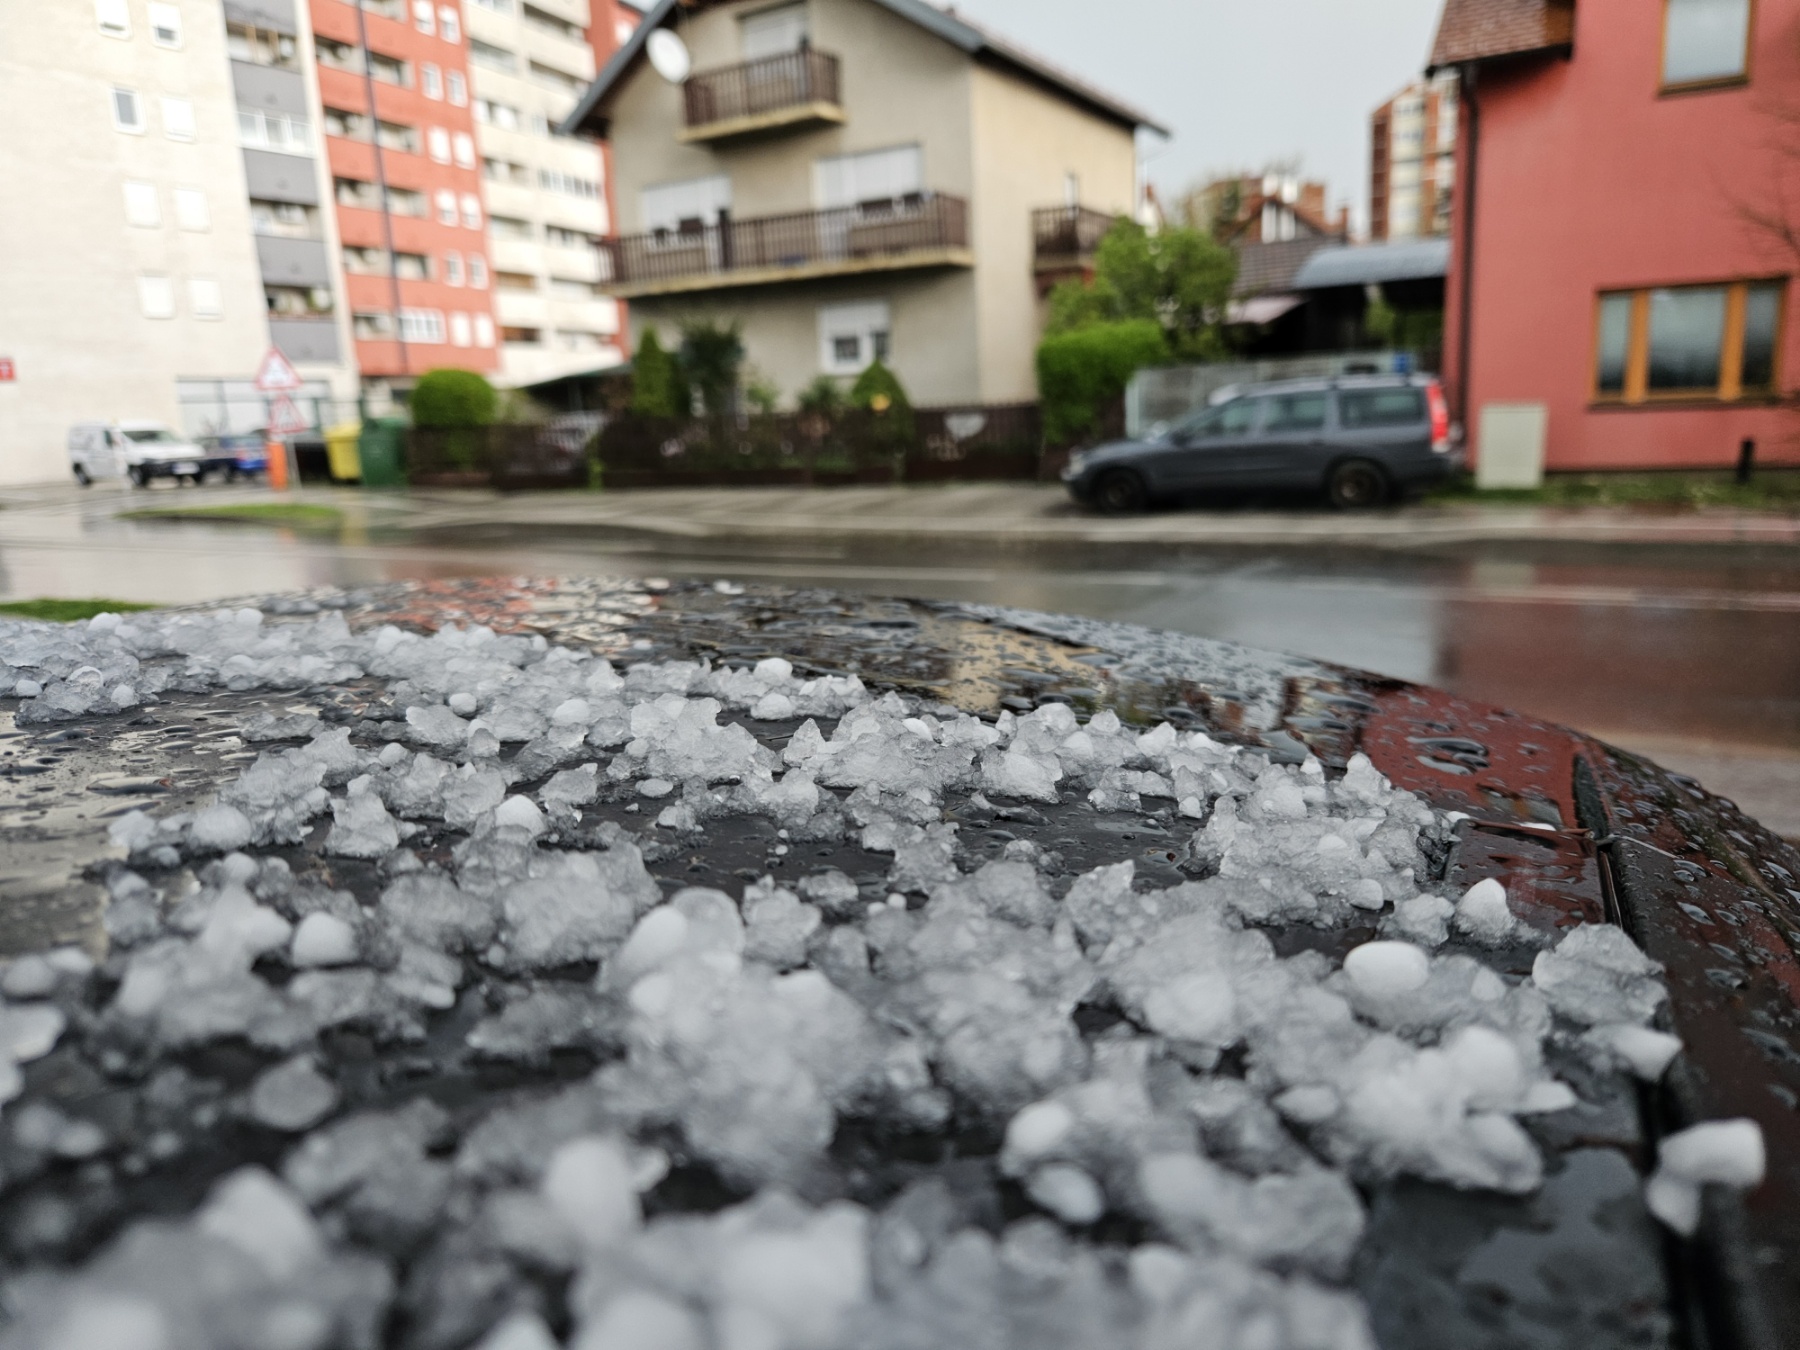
<box><xmin>1432</xmin><ymin>0</ymin><xmax>1798</xmax><ymax>472</ymax></box>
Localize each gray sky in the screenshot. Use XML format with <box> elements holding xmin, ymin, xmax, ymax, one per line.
<box><xmin>938</xmin><ymin>0</ymin><xmax>1446</xmax><ymax>232</ymax></box>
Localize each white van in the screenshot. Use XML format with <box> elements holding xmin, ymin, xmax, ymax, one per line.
<box><xmin>67</xmin><ymin>421</ymin><xmax>230</xmax><ymax>487</ymax></box>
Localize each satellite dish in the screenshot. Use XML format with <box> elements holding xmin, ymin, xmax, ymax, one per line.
<box><xmin>647</xmin><ymin>29</ymin><xmax>692</xmax><ymax>84</ymax></box>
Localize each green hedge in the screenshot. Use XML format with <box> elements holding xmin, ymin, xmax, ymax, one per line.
<box><xmin>1036</xmin><ymin>319</ymin><xmax>1167</xmax><ymax>445</ymax></box>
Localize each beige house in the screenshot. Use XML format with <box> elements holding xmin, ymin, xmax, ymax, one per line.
<box><xmin>563</xmin><ymin>0</ymin><xmax>1162</xmax><ymax>407</ymax></box>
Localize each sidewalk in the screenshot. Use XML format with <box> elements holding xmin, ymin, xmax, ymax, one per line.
<box><xmin>361</xmin><ymin>483</ymin><xmax>1800</xmax><ymax>551</ymax></box>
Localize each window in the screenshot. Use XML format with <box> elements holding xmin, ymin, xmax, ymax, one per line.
<box><xmin>342</xmin><ymin>245</ymin><xmax>390</xmax><ymax>274</ymax></box>
<box><xmin>123</xmin><ymin>181</ymin><xmax>161</xmax><ymax>228</ymax></box>
<box><xmin>440</xmin><ymin>6</ymin><xmax>461</xmax><ymax>41</ymax></box>
<box><xmin>453</xmin><ymin>132</ymin><xmax>475</xmax><ymax>168</ymax></box>
<box><xmin>138</xmin><ymin>275</ymin><xmax>175</xmax><ymax>319</ymax></box>
<box><xmin>336</xmin><ymin>176</ymin><xmax>381</xmax><ymax>209</ymax></box>
<box><xmin>445</xmin><ymin>252</ymin><xmax>465</xmax><ymax>285</ymax></box>
<box><xmin>388</xmin><ymin>187</ymin><xmax>426</xmax><ymax>216</ymax></box>
<box><xmin>529</xmin><ymin>60</ymin><xmax>586</xmax><ymax>94</ymax></box>
<box><xmin>818</xmin><ymin>301</ymin><xmax>891</xmax><ymax>375</ymax></box>
<box><xmin>413</xmin><ymin>0</ymin><xmax>436</xmax><ymax>34</ymax></box>
<box><xmin>238</xmin><ymin>107</ymin><xmax>310</xmax><ymax>151</ymax></box>
<box><xmin>524</xmin><ymin>2</ymin><xmax>583</xmax><ymax>38</ymax></box>
<box><xmin>395</xmin><ymin>251</ymin><xmax>432</xmax><ymax>280</ymax></box>
<box><xmin>1177</xmin><ymin>397</ymin><xmax>1262</xmax><ymax>439</ymax></box>
<box><xmin>428</xmin><ymin>126</ymin><xmax>452</xmax><ymax>162</ymax></box>
<box><xmin>741</xmin><ymin>3</ymin><xmax>808</xmax><ymax>59</ymax></box>
<box><xmin>491</xmin><ymin>214</ymin><xmax>534</xmax><ymax>240</ymax></box>
<box><xmin>549</xmin><ymin>276</ymin><xmax>598</xmax><ymax>299</ymax></box>
<box><xmin>174</xmin><ymin>187</ymin><xmax>209</xmax><ymax>231</ymax></box>
<box><xmin>368</xmin><ymin>51</ymin><xmax>408</xmax><ymax>86</ymax></box>
<box><xmin>323</xmin><ymin>106</ymin><xmax>366</xmax><ymax>139</ymax></box>
<box><xmin>460</xmin><ymin>193</ymin><xmax>482</xmax><ymax>228</ymax></box>
<box><xmin>475</xmin><ymin>313</ymin><xmax>496</xmax><ymax>347</ymax></box>
<box><xmin>227</xmin><ymin>23</ymin><xmax>297</xmax><ymax>66</ymax></box>
<box><xmin>556</xmin><ymin>330</ymin><xmax>608</xmax><ymax>352</ymax></box>
<box><xmin>485</xmin><ymin>157</ymin><xmax>529</xmax><ymax>184</ymax></box>
<box><xmin>1265</xmin><ymin>391</ymin><xmax>1330</xmax><ymax>433</ymax></box>
<box><xmin>642</xmin><ymin>175</ymin><xmax>732</xmax><ymax>233</ymax></box>
<box><xmin>450</xmin><ymin>312</ymin><xmax>473</xmax><ymax>347</ymax></box>
<box><xmin>149</xmin><ymin>2</ymin><xmax>182</xmax><ymax>46</ymax></box>
<box><xmin>1593</xmin><ymin>280</ymin><xmax>1785</xmax><ymax>402</ymax></box>
<box><xmin>400</xmin><ymin>308</ymin><xmax>446</xmax><ymax>343</ymax></box>
<box><xmin>540</xmin><ymin>169</ymin><xmax>599</xmax><ymax>199</ymax></box>
<box><xmin>113</xmin><ymin>87</ymin><xmax>144</xmax><ymax>133</ymax></box>
<box><xmin>814</xmin><ymin>145</ymin><xmax>922</xmax><ymax>211</ymax></box>
<box><xmin>161</xmin><ymin>96</ymin><xmax>195</xmax><ymax>141</ymax></box>
<box><xmin>474</xmin><ymin>98</ymin><xmax>521</xmax><ymax>130</ymax></box>
<box><xmin>1663</xmin><ymin>0</ymin><xmax>1752</xmax><ymax>89</ymax></box>
<box><xmin>447</xmin><ymin>71</ymin><xmax>467</xmax><ymax>105</ymax></box>
<box><xmin>502</xmin><ymin>326</ymin><xmax>542</xmax><ymax>345</ymax></box>
<box><xmin>545</xmin><ymin>225</ymin><xmax>592</xmax><ymax>248</ymax></box>
<box><xmin>469</xmin><ymin>255</ymin><xmax>489</xmax><ymax>288</ymax></box>
<box><xmin>422</xmin><ymin>63</ymin><xmax>443</xmax><ymax>99</ymax></box>
<box><xmin>470</xmin><ymin>38</ymin><xmax>516</xmax><ymax>71</ymax></box>
<box><xmin>475</xmin><ymin>0</ymin><xmax>513</xmax><ymax>10</ymax></box>
<box><xmin>250</xmin><ymin>199</ymin><xmax>313</xmax><ymax>235</ymax></box>
<box><xmin>377</xmin><ymin>120</ymin><xmax>417</xmax><ymax>152</ymax></box>
<box><xmin>266</xmin><ymin>284</ymin><xmax>332</xmax><ymax>316</ymax></box>
<box><xmin>353</xmin><ymin>310</ymin><xmax>395</xmax><ymax>340</ymax></box>
<box><xmin>96</xmin><ymin>0</ymin><xmax>131</xmax><ymax>39</ymax></box>
<box><xmin>495</xmin><ymin>270</ymin><xmax>537</xmax><ymax>290</ymax></box>
<box><xmin>436</xmin><ymin>188</ymin><xmax>458</xmax><ymax>224</ymax></box>
<box><xmin>1340</xmin><ymin>388</ymin><xmax>1427</xmax><ymax>427</ymax></box>
<box><xmin>188</xmin><ymin>277</ymin><xmax>223</xmax><ymax>319</ymax></box>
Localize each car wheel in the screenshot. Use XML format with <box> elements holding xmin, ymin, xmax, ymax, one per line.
<box><xmin>73</xmin><ymin>465</ymin><xmax>91</xmax><ymax>487</ymax></box>
<box><xmin>128</xmin><ymin>466</ymin><xmax>148</xmax><ymax>488</ymax></box>
<box><xmin>1326</xmin><ymin>459</ymin><xmax>1391</xmax><ymax>511</ymax></box>
<box><xmin>1094</xmin><ymin>469</ymin><xmax>1149</xmax><ymax>516</ymax></box>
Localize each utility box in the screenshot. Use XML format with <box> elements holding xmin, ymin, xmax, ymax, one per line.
<box><xmin>358</xmin><ymin>417</ymin><xmax>408</xmax><ymax>488</ymax></box>
<box><xmin>1476</xmin><ymin>403</ymin><xmax>1548</xmax><ymax>490</ymax></box>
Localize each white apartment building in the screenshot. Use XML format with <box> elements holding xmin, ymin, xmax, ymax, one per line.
<box><xmin>0</xmin><ymin>0</ymin><xmax>274</xmax><ymax>484</ymax></box>
<box><xmin>464</xmin><ymin>0</ymin><xmax>624</xmax><ymax>385</ymax></box>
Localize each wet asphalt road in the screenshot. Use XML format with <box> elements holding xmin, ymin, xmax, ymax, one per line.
<box><xmin>2</xmin><ymin>480</ymin><xmax>1796</xmax><ymax>836</ymax></box>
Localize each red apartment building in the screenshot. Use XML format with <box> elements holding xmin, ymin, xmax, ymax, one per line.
<box><xmin>312</xmin><ymin>0</ymin><xmax>500</xmax><ymax>392</ymax></box>
<box><xmin>1433</xmin><ymin>0</ymin><xmax>1798</xmax><ymax>471</ymax></box>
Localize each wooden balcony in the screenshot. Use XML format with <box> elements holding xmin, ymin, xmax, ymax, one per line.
<box><xmin>601</xmin><ymin>194</ymin><xmax>972</xmax><ymax>299</ymax></box>
<box><xmin>1032</xmin><ymin>205</ymin><xmax>1118</xmax><ymax>275</ymax></box>
<box><xmin>681</xmin><ymin>49</ymin><xmax>844</xmax><ymax>143</ymax></box>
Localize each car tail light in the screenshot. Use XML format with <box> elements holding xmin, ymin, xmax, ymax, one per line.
<box><xmin>1426</xmin><ymin>382</ymin><xmax>1451</xmax><ymax>454</ymax></box>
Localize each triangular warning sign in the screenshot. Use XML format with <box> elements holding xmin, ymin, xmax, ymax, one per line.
<box><xmin>253</xmin><ymin>346</ymin><xmax>303</xmax><ymax>393</ymax></box>
<box><xmin>266</xmin><ymin>394</ymin><xmax>311</xmax><ymax>435</ymax></box>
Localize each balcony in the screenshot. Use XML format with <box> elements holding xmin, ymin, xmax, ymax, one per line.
<box><xmin>602</xmin><ymin>195</ymin><xmax>972</xmax><ymax>299</ymax></box>
<box><xmin>1032</xmin><ymin>205</ymin><xmax>1118</xmax><ymax>280</ymax></box>
<box><xmin>681</xmin><ymin>49</ymin><xmax>843</xmax><ymax>144</ymax></box>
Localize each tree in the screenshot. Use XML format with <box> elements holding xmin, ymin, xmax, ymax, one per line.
<box><xmin>410</xmin><ymin>368</ymin><xmax>497</xmax><ymax>428</ymax></box>
<box><xmin>1045</xmin><ymin>218</ymin><xmax>1237</xmax><ymax>361</ymax></box>
<box><xmin>630</xmin><ymin>329</ymin><xmax>688</xmax><ymax>417</ymax></box>
<box><xmin>678</xmin><ymin>318</ymin><xmax>746</xmax><ymax>418</ymax></box>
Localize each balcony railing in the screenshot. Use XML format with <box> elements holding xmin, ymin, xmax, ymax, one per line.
<box><xmin>681</xmin><ymin>49</ymin><xmax>843</xmax><ymax>141</ymax></box>
<box><xmin>602</xmin><ymin>194</ymin><xmax>971</xmax><ymax>297</ymax></box>
<box><xmin>1032</xmin><ymin>205</ymin><xmax>1118</xmax><ymax>269</ymax></box>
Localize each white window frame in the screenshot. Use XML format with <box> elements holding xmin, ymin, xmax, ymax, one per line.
<box><xmin>427</xmin><ymin>126</ymin><xmax>451</xmax><ymax>163</ymax></box>
<box><xmin>161</xmin><ymin>95</ymin><xmax>195</xmax><ymax>142</ymax></box>
<box><xmin>96</xmin><ymin>0</ymin><xmax>132</xmax><ymax>39</ymax></box>
<box><xmin>439</xmin><ymin>5</ymin><xmax>461</xmax><ymax>42</ymax></box>
<box><xmin>469</xmin><ymin>255</ymin><xmax>489</xmax><ymax>288</ymax></box>
<box><xmin>112</xmin><ymin>87</ymin><xmax>145</xmax><ymax>134</ymax></box>
<box><xmin>421</xmin><ymin>62</ymin><xmax>443</xmax><ymax>99</ymax></box>
<box><xmin>148</xmin><ymin>1</ymin><xmax>183</xmax><ymax>47</ymax></box>
<box><xmin>123</xmin><ymin>181</ymin><xmax>161</xmax><ymax>228</ymax></box>
<box><xmin>445</xmin><ymin>251</ymin><xmax>464</xmax><ymax>285</ymax></box>
<box><xmin>817</xmin><ymin>300</ymin><xmax>891</xmax><ymax>376</ymax></box>
<box><xmin>413</xmin><ymin>0</ymin><xmax>436</xmax><ymax>34</ymax></box>
<box><xmin>449</xmin><ymin>311</ymin><xmax>473</xmax><ymax>347</ymax></box>
<box><xmin>460</xmin><ymin>193</ymin><xmax>482</xmax><ymax>229</ymax></box>
<box><xmin>447</xmin><ymin>71</ymin><xmax>467</xmax><ymax>105</ymax></box>
<box><xmin>187</xmin><ymin>276</ymin><xmax>223</xmax><ymax>319</ymax></box>
<box><xmin>474</xmin><ymin>313</ymin><xmax>496</xmax><ymax>348</ymax></box>
<box><xmin>137</xmin><ymin>274</ymin><xmax>175</xmax><ymax>320</ymax></box>
<box><xmin>435</xmin><ymin>188</ymin><xmax>458</xmax><ymax>224</ymax></box>
<box><xmin>399</xmin><ymin>308</ymin><xmax>446</xmax><ymax>343</ymax></box>
<box><xmin>452</xmin><ymin>132</ymin><xmax>475</xmax><ymax>168</ymax></box>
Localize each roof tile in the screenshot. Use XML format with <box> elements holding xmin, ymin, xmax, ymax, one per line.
<box><xmin>1428</xmin><ymin>0</ymin><xmax>1574</xmax><ymax>71</ymax></box>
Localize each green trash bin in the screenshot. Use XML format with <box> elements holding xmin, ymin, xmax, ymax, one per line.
<box><xmin>358</xmin><ymin>416</ymin><xmax>409</xmax><ymax>488</ymax></box>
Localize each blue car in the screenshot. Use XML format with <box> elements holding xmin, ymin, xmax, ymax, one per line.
<box><xmin>1064</xmin><ymin>374</ymin><xmax>1464</xmax><ymax>513</ymax></box>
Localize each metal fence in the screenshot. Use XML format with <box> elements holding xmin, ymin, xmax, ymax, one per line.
<box><xmin>407</xmin><ymin>421</ymin><xmax>596</xmax><ymax>491</ymax></box>
<box><xmin>1031</xmin><ymin>205</ymin><xmax>1117</xmax><ymax>266</ymax></box>
<box><xmin>683</xmin><ymin>48</ymin><xmax>841</xmax><ymax>128</ymax></box>
<box><xmin>1124</xmin><ymin>351</ymin><xmax>1437</xmax><ymax>436</ymax></box>
<box><xmin>603</xmin><ymin>194</ymin><xmax>969</xmax><ymax>290</ymax></box>
<box><xmin>593</xmin><ymin>404</ymin><xmax>1047</xmax><ymax>489</ymax></box>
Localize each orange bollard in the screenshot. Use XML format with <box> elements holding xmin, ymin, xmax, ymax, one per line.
<box><xmin>266</xmin><ymin>438</ymin><xmax>288</xmax><ymax>491</ymax></box>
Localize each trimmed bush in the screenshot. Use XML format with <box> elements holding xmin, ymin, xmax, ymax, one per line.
<box><xmin>630</xmin><ymin>329</ymin><xmax>689</xmax><ymax>417</ymax></box>
<box><xmin>410</xmin><ymin>368</ymin><xmax>497</xmax><ymax>429</ymax></box>
<box><xmin>849</xmin><ymin>359</ymin><xmax>911</xmax><ymax>412</ymax></box>
<box><xmin>1036</xmin><ymin>319</ymin><xmax>1167</xmax><ymax>446</ymax></box>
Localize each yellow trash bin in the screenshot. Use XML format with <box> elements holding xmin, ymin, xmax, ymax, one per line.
<box><xmin>325</xmin><ymin>422</ymin><xmax>363</xmax><ymax>483</ymax></box>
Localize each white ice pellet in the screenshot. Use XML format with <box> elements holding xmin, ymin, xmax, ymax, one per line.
<box><xmin>0</xmin><ymin>1004</ymin><xmax>66</xmax><ymax>1063</ymax></box>
<box><xmin>1454</xmin><ymin>879</ymin><xmax>1517</xmax><ymax>944</ymax></box>
<box><xmin>638</xmin><ymin>778</ymin><xmax>674</xmax><ymax>799</ymax></box>
<box><xmin>1004</xmin><ymin>1100</ymin><xmax>1076</xmax><ymax>1164</ymax></box>
<box><xmin>474</xmin><ymin>1311</ymin><xmax>562</xmax><ymax>1350</ymax></box>
<box><xmin>188</xmin><ymin>804</ymin><xmax>254</xmax><ymax>854</ymax></box>
<box><xmin>542</xmin><ymin>1136</ymin><xmax>641</xmax><ymax>1250</ymax></box>
<box><xmin>196</xmin><ymin>1168</ymin><xmax>324</xmax><ymax>1281</ymax></box>
<box><xmin>493</xmin><ymin>795</ymin><xmax>547</xmax><ymax>835</ymax></box>
<box><xmin>0</xmin><ymin>956</ymin><xmax>59</xmax><ymax>1001</ymax></box>
<box><xmin>552</xmin><ymin>698</ymin><xmax>593</xmax><ymax>726</ymax></box>
<box><xmin>1589</xmin><ymin>1023</ymin><xmax>1683</xmax><ymax>1080</ymax></box>
<box><xmin>248</xmin><ymin>1056</ymin><xmax>340</xmax><ymax>1132</ymax></box>
<box><xmin>1342</xmin><ymin>941</ymin><xmax>1430</xmax><ymax>997</ymax></box>
<box><xmin>1026</xmin><ymin>1163</ymin><xmax>1106</xmax><ymax>1224</ymax></box>
<box><xmin>1646</xmin><ymin>1119</ymin><xmax>1767</xmax><ymax>1236</ymax></box>
<box><xmin>41</xmin><ymin>1296</ymin><xmax>169</xmax><ymax>1350</ymax></box>
<box><xmin>290</xmin><ymin>912</ymin><xmax>358</xmax><ymax>968</ymax></box>
<box><xmin>448</xmin><ymin>692</ymin><xmax>478</xmax><ymax>715</ymax></box>
<box><xmin>13</xmin><ymin>679</ymin><xmax>42</xmax><ymax>698</ymax></box>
